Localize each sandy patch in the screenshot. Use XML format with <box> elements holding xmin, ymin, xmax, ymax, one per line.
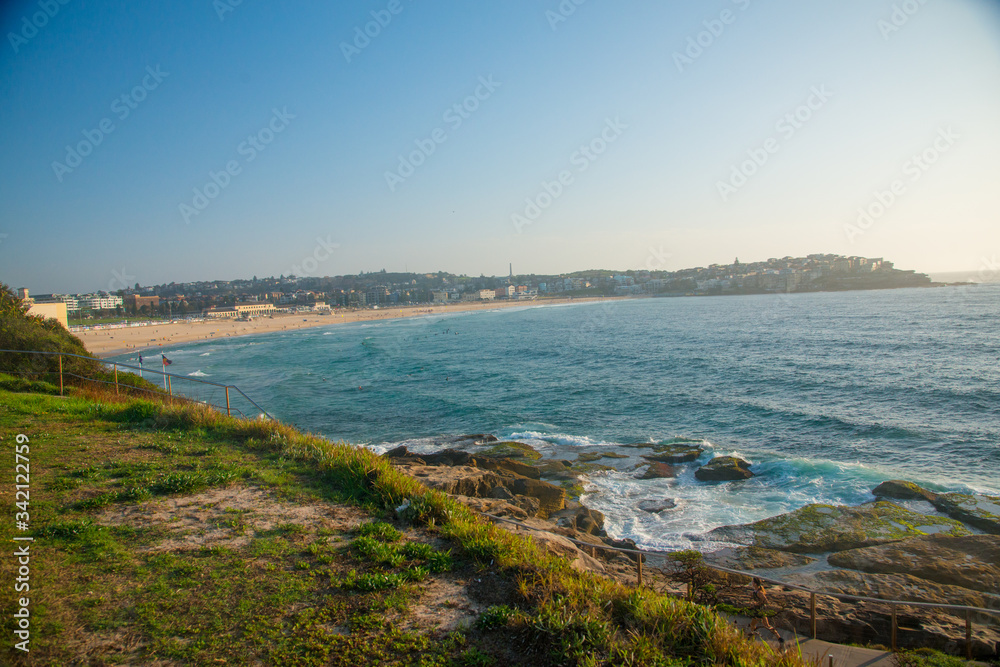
<box><xmin>97</xmin><ymin>485</ymin><xmax>368</xmax><ymax>552</ymax></box>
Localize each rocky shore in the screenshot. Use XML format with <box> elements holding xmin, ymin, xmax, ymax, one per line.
<box><xmin>382</xmin><ymin>436</ymin><xmax>1000</xmax><ymax>656</ymax></box>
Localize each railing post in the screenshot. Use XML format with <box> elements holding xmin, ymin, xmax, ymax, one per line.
<box><xmin>114</xmin><ymin>363</ymin><xmax>119</xmax><ymax>395</ymax></box>
<box><xmin>225</xmin><ymin>386</ymin><xmax>231</xmax><ymax>416</ymax></box>
<box><xmin>890</xmin><ymin>603</ymin><xmax>897</xmax><ymax>652</ymax></box>
<box><xmin>167</xmin><ymin>375</ymin><xmax>172</xmax><ymax>396</ymax></box>
<box><xmin>810</xmin><ymin>592</ymin><xmax>817</xmax><ymax>639</ymax></box>
<box><xmin>965</xmin><ymin>610</ymin><xmax>972</xmax><ymax>660</ymax></box>
<box><xmin>636</xmin><ymin>553</ymin><xmax>643</xmax><ymax>587</ymax></box>
<box><xmin>58</xmin><ymin>354</ymin><xmax>63</xmax><ymax>395</ymax></box>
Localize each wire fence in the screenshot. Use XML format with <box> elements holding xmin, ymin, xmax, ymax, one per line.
<box><xmin>0</xmin><ymin>349</ymin><xmax>270</xmax><ymax>420</ymax></box>
<box><xmin>485</xmin><ymin>513</ymin><xmax>1000</xmax><ymax>659</ymax></box>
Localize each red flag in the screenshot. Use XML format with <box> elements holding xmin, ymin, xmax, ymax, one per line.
<box><xmin>161</xmin><ymin>354</ymin><xmax>172</xmax><ymax>366</ymax></box>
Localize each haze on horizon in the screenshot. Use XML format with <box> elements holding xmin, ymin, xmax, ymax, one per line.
<box><xmin>2</xmin><ymin>0</ymin><xmax>999</xmax><ymax>294</ymax></box>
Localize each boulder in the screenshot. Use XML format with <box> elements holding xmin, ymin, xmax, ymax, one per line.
<box><xmin>420</xmin><ymin>448</ymin><xmax>476</xmax><ymax>467</ymax></box>
<box><xmin>872</xmin><ymin>480</ymin><xmax>936</xmax><ymax>502</ymax></box>
<box><xmin>504</xmin><ymin>477</ymin><xmax>566</xmax><ymax>518</ymax></box>
<box><xmin>638</xmin><ymin>498</ymin><xmax>677</xmax><ymax>513</ymax></box>
<box><xmin>496</xmin><ymin>520</ymin><xmax>605</xmax><ymax>574</ymax></box>
<box><xmin>550</xmin><ymin>506</ymin><xmax>606</xmax><ymax>537</ymax></box>
<box><xmin>706</xmin><ymin>501</ymin><xmax>971</xmax><ymax>554</ymax></box>
<box><xmin>397</xmin><ymin>464</ymin><xmax>504</xmax><ymax>499</ymax></box>
<box><xmin>637</xmin><ymin>462</ymin><xmax>677</xmax><ymax>480</ymax></box>
<box><xmin>638</xmin><ymin>442</ymin><xmax>705</xmax><ymax>464</ymax></box>
<box><xmin>695</xmin><ymin>456</ymin><xmax>753</xmax><ymax>481</ymax></box>
<box><xmin>827</xmin><ymin>534</ymin><xmax>1000</xmax><ymax>594</ymax></box>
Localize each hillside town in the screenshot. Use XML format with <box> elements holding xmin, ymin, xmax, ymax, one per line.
<box><xmin>21</xmin><ymin>254</ymin><xmax>932</xmax><ymax>323</ymax></box>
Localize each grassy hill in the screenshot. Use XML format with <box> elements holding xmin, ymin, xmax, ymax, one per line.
<box><xmin>0</xmin><ymin>377</ymin><xmax>804</xmax><ymax>666</ymax></box>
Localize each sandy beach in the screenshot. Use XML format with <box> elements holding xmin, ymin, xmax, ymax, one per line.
<box><xmin>77</xmin><ymin>297</ymin><xmax>620</xmax><ymax>358</ymax></box>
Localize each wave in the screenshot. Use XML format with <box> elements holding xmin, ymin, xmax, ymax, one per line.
<box><xmin>187</xmin><ymin>370</ymin><xmax>210</xmax><ymax>377</ymax></box>
<box><xmin>199</xmin><ymin>352</ymin><xmax>211</xmax><ymax>356</ymax></box>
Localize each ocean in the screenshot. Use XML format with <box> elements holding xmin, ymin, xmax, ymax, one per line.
<box><xmin>112</xmin><ymin>284</ymin><xmax>1000</xmax><ymax>551</ymax></box>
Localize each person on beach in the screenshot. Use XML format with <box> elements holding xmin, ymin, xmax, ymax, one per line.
<box><xmin>748</xmin><ymin>578</ymin><xmax>784</xmax><ymax>645</ymax></box>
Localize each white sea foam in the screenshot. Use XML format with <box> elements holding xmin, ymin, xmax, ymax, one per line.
<box><xmin>187</xmin><ymin>370</ymin><xmax>210</xmax><ymax>377</ymax></box>
<box><xmin>199</xmin><ymin>352</ymin><xmax>211</xmax><ymax>356</ymax></box>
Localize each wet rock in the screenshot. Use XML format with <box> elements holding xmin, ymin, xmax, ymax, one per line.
<box><xmin>827</xmin><ymin>534</ymin><xmax>1000</xmax><ymax>594</ymax></box>
<box><xmin>601</xmin><ymin>536</ymin><xmax>645</xmax><ymax>563</ymax></box>
<box><xmin>695</xmin><ymin>456</ymin><xmax>753</xmax><ymax>481</ymax></box>
<box><xmin>638</xmin><ymin>498</ymin><xmax>677</xmax><ymax>513</ymax></box>
<box><xmin>420</xmin><ymin>449</ymin><xmax>476</xmax><ymax>467</ymax></box>
<box><xmin>872</xmin><ymin>480</ymin><xmax>937</xmax><ymax>502</ymax></box>
<box><xmin>873</xmin><ymin>481</ymin><xmax>1000</xmax><ymax>534</ymax></box>
<box><xmin>639</xmin><ymin>442</ymin><xmax>705</xmax><ymax>464</ymax></box>
<box><xmin>504</xmin><ymin>477</ymin><xmax>566</xmax><ymax>518</ymax></box>
<box><xmin>706</xmin><ymin>501</ymin><xmax>971</xmax><ymax>554</ymax></box>
<box><xmin>637</xmin><ymin>462</ymin><xmax>677</xmax><ymax>480</ymax></box>
<box><xmin>932</xmin><ymin>493</ymin><xmax>1000</xmax><ymax>535</ymax></box>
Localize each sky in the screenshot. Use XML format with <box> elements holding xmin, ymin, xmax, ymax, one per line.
<box><xmin>2</xmin><ymin>0</ymin><xmax>999</xmax><ymax>294</ymax></box>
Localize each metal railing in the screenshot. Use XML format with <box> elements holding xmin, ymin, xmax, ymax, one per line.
<box><xmin>0</xmin><ymin>349</ymin><xmax>270</xmax><ymax>420</ymax></box>
<box><xmin>483</xmin><ymin>512</ymin><xmax>1000</xmax><ymax>659</ymax></box>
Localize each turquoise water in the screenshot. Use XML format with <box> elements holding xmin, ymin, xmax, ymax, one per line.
<box><xmin>113</xmin><ymin>284</ymin><xmax>1000</xmax><ymax>550</ymax></box>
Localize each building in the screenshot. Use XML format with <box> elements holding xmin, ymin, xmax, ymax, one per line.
<box><xmin>478</xmin><ymin>289</ymin><xmax>495</xmax><ymax>300</ymax></box>
<box><xmin>27</xmin><ymin>302</ymin><xmax>68</xmax><ymax>328</ymax></box>
<box><xmin>125</xmin><ymin>294</ymin><xmax>160</xmax><ymax>310</ymax></box>
<box><xmin>79</xmin><ymin>294</ymin><xmax>124</xmax><ymax>310</ymax></box>
<box><xmin>205</xmin><ymin>307</ymin><xmax>237</xmax><ymax>318</ymax></box>
<box><xmin>431</xmin><ymin>291</ymin><xmax>450</xmax><ymax>303</ymax></box>
<box><xmin>234</xmin><ymin>303</ymin><xmax>276</xmax><ymax>318</ymax></box>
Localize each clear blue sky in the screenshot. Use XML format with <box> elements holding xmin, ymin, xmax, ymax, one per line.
<box><xmin>2</xmin><ymin>0</ymin><xmax>999</xmax><ymax>293</ymax></box>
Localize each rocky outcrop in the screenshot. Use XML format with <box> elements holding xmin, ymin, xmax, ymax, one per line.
<box><xmin>706</xmin><ymin>501</ymin><xmax>970</xmax><ymax>553</ymax></box>
<box><xmin>704</xmin><ymin>546</ymin><xmax>815</xmax><ymax>570</ymax></box>
<box><xmin>550</xmin><ymin>506</ymin><xmax>606</xmax><ymax>537</ymax></box>
<box><xmin>637</xmin><ymin>442</ymin><xmax>704</xmax><ymax>464</ymax></box>
<box><xmin>396</xmin><ymin>464</ymin><xmax>504</xmax><ymax>499</ymax></box>
<box><xmin>695</xmin><ymin>456</ymin><xmax>753</xmax><ymax>481</ymax></box>
<box><xmin>932</xmin><ymin>493</ymin><xmax>1000</xmax><ymax>535</ymax></box>
<box><xmin>638</xmin><ymin>498</ymin><xmax>677</xmax><ymax>513</ymax></box>
<box><xmin>798</xmin><ymin>569</ymin><xmax>998</xmax><ymax>611</ymax></box>
<box><xmin>638</xmin><ymin>462</ymin><xmax>677</xmax><ymax>479</ymax></box>
<box><xmin>872</xmin><ymin>480</ymin><xmax>937</xmax><ymax>502</ymax></box>
<box><xmin>505</xmin><ymin>477</ymin><xmax>566</xmax><ymax>518</ymax></box>
<box><xmin>474</xmin><ymin>457</ymin><xmax>541</xmax><ymax>479</ymax></box>
<box><xmin>477</xmin><ymin>441</ymin><xmax>541</xmax><ymax>461</ymax></box>
<box><xmin>873</xmin><ymin>480</ymin><xmax>1000</xmax><ymax>535</ymax></box>
<box><xmin>827</xmin><ymin>534</ymin><xmax>1000</xmax><ymax>594</ymax></box>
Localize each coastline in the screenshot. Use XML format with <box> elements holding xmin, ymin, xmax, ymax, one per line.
<box><xmin>78</xmin><ymin>296</ymin><xmax>626</xmax><ymax>358</ymax></box>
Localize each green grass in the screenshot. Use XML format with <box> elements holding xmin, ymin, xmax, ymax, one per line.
<box><xmin>0</xmin><ymin>384</ymin><xmax>804</xmax><ymax>666</ymax></box>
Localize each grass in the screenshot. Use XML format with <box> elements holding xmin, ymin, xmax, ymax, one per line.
<box><xmin>0</xmin><ymin>379</ymin><xmax>806</xmax><ymax>666</ymax></box>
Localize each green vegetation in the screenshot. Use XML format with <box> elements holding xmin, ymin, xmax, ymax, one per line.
<box><xmin>0</xmin><ymin>378</ymin><xmax>804</xmax><ymax>665</ymax></box>
<box><xmin>894</xmin><ymin>648</ymin><xmax>972</xmax><ymax>667</ymax></box>
<box><xmin>478</xmin><ymin>441</ymin><xmax>542</xmax><ymax>461</ymax></box>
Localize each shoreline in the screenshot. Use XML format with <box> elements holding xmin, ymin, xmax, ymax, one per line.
<box><xmin>78</xmin><ymin>296</ymin><xmax>628</xmax><ymax>358</ymax></box>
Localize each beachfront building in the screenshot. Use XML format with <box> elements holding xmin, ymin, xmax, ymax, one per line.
<box><xmin>205</xmin><ymin>307</ymin><xmax>237</xmax><ymax>318</ymax></box>
<box><xmin>234</xmin><ymin>303</ymin><xmax>277</xmax><ymax>318</ymax></box>
<box><xmin>27</xmin><ymin>301</ymin><xmax>69</xmax><ymax>328</ymax></box>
